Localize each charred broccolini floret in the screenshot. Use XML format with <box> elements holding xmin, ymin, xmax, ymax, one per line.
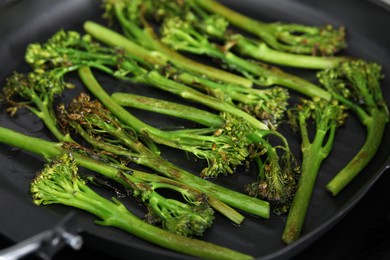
<box><xmin>30</xmin><ymin>153</ymin><xmax>252</xmax><ymax>259</ymax></box>
<box><xmin>1</xmin><ymin>71</ymin><xmax>73</xmax><ymax>142</ymax></box>
<box><xmin>244</xmin><ymin>145</ymin><xmax>299</xmax><ymax>215</ymax></box>
<box><xmin>317</xmin><ymin>60</ymin><xmax>389</xmax><ymax>195</ymax></box>
<box><xmin>282</xmin><ymin>97</ymin><xmax>347</xmax><ymax>243</ymax></box>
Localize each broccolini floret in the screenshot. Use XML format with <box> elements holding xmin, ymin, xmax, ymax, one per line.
<box><xmin>317</xmin><ymin>60</ymin><xmax>389</xmax><ymax>195</ymax></box>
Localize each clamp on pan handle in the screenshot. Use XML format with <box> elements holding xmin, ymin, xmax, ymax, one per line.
<box><xmin>0</xmin><ymin>212</ymin><xmax>83</xmax><ymax>260</ymax></box>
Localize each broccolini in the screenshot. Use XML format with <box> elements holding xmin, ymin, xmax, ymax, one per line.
<box><xmin>30</xmin><ymin>153</ymin><xmax>253</xmax><ymax>259</ymax></box>
<box><xmin>318</xmin><ymin>60</ymin><xmax>389</xmax><ymax>195</ymax></box>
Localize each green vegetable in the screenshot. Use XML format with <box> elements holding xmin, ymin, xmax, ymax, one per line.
<box><xmin>145</xmin><ymin>0</ymin><xmax>349</xmax><ymax>69</ymax></box>
<box><xmin>1</xmin><ymin>73</ymin><xmax>245</xmax><ymax>226</ymax></box>
<box><xmin>282</xmin><ymin>97</ymin><xmax>347</xmax><ymax>243</ymax></box>
<box><xmin>101</xmin><ymin>0</ymin><xmax>331</xmax><ymax>99</ymax></box>
<box><xmin>160</xmin><ymin>16</ymin><xmax>331</xmax><ymax>100</ymax></box>
<box><xmin>30</xmin><ymin>153</ymin><xmax>253</xmax><ymax>260</ymax></box>
<box><xmin>79</xmin><ymin>66</ymin><xmax>276</xmax><ymax>216</ymax></box>
<box><xmin>22</xmin><ymin>28</ymin><xmax>272</xmax><ymax>218</ymax></box>
<box><xmin>81</xmin><ymin>20</ymin><xmax>288</xmax><ymax>124</ymax></box>
<box><xmin>58</xmin><ymin>92</ymin><xmax>245</xmax><ymax>224</ymax></box>
<box><xmin>192</xmin><ymin>0</ymin><xmax>346</xmax><ymax>56</ymax></box>
<box><xmin>113</xmin><ymin>91</ymin><xmax>301</xmax><ymax>215</ymax></box>
<box><xmin>102</xmin><ymin>0</ymin><xmax>252</xmax><ymax>87</ymax></box>
<box><xmin>318</xmin><ymin>60</ymin><xmax>389</xmax><ymax>195</ymax></box>
<box><xmin>1</xmin><ymin>71</ymin><xmax>73</xmax><ymax>142</ymax></box>
<box><xmin>80</xmin><ymin>66</ymin><xmax>298</xmax><ymax>215</ymax></box>
<box><xmin>171</xmin><ymin>71</ymin><xmax>290</xmax><ymax>126</ymax></box>
<box><xmin>111</xmin><ymin>92</ymin><xmax>225</xmax><ymax>128</ymax></box>
<box><xmin>23</xmin><ymin>27</ymin><xmax>299</xmax><ymax>215</ymax></box>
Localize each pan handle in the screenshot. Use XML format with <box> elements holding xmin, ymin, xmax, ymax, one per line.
<box><xmin>0</xmin><ymin>212</ymin><xmax>83</xmax><ymax>260</ymax></box>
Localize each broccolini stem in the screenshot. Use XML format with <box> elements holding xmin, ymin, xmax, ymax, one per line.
<box><xmin>326</xmin><ymin>109</ymin><xmax>388</xmax><ymax>195</ymax></box>
<box><xmin>282</xmin><ymin>143</ymin><xmax>323</xmax><ymax>244</ymax></box>
<box><xmin>83</xmin><ymin>21</ymin><xmax>253</xmax><ymax>88</ymax></box>
<box><xmin>78</xmin><ymin>66</ymin><xmax>270</xmax><ymax>219</ymax></box>
<box><xmin>282</xmin><ymin>118</ymin><xmax>336</xmax><ymax>244</ymax></box>
<box><xmin>0</xmin><ymin>126</ymin><xmax>62</xmax><ymax>161</ymax></box>
<box><xmin>105</xmin><ymin>205</ymin><xmax>253</xmax><ymax>260</ymax></box>
<box><xmin>111</xmin><ymin>92</ymin><xmax>224</xmax><ymax>128</ymax></box>
<box><xmin>234</xmin><ymin>36</ymin><xmax>349</xmax><ymax>69</ymax></box>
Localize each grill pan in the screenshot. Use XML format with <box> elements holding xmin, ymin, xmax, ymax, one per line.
<box><xmin>0</xmin><ymin>0</ymin><xmax>389</xmax><ymax>259</ymax></box>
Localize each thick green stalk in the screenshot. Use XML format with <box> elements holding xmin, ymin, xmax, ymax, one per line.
<box><xmin>111</xmin><ymin>92</ymin><xmax>224</xmax><ymax>127</ymax></box>
<box><xmin>83</xmin><ymin>21</ymin><xmax>252</xmax><ymax>88</ymax></box>
<box><xmin>0</xmin><ymin>127</ymin><xmax>62</xmax><ymax>161</ymax></box>
<box><xmin>282</xmin><ymin>125</ymin><xmax>334</xmax><ymax>244</ymax></box>
<box><xmin>326</xmin><ymin>109</ymin><xmax>388</xmax><ymax>195</ymax></box>
<box><xmin>78</xmin><ymin>66</ymin><xmax>270</xmax><ymax>218</ymax></box>
<box><xmin>234</xmin><ymin>37</ymin><xmax>348</xmax><ymax>69</ymax></box>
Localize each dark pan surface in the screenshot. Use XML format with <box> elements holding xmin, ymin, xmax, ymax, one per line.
<box><xmin>0</xmin><ymin>0</ymin><xmax>389</xmax><ymax>259</ymax></box>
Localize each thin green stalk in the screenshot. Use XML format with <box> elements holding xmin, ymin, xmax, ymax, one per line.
<box><xmin>224</xmin><ymin>52</ymin><xmax>331</xmax><ymax>100</ymax></box>
<box><xmin>282</xmin><ymin>98</ymin><xmax>345</xmax><ymax>243</ymax></box>
<box><xmin>111</xmin><ymin>92</ymin><xmax>224</xmax><ymax>127</ymax></box>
